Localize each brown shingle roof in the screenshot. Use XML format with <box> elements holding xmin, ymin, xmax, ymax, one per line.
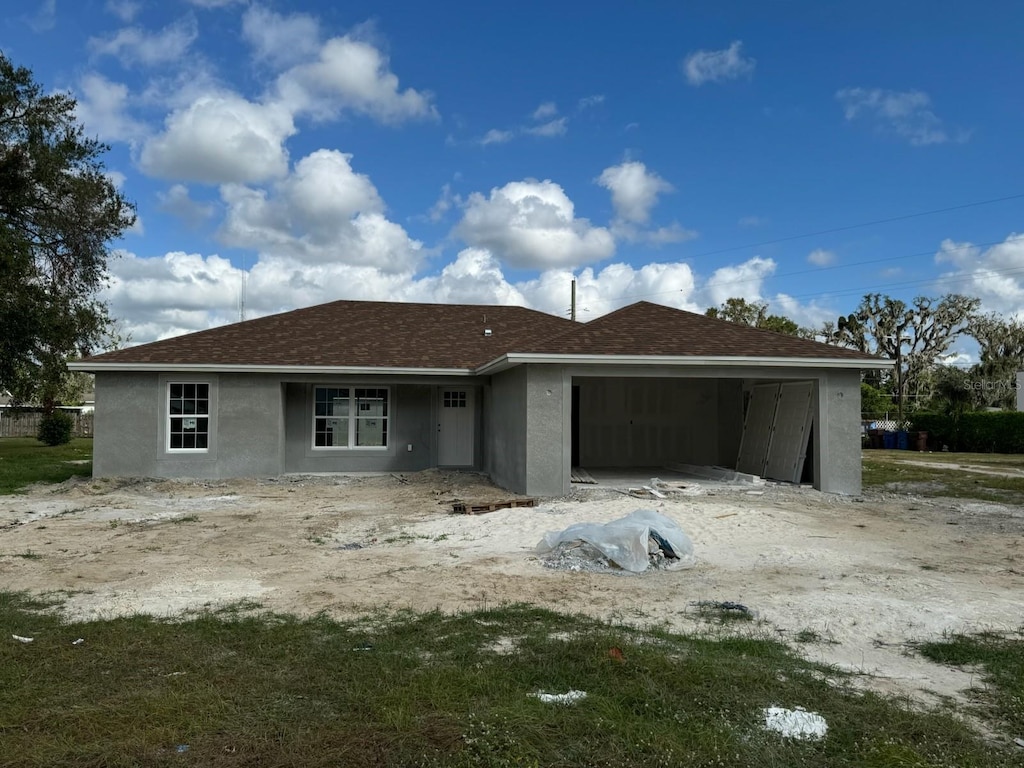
<box><xmin>81</xmin><ymin>301</ymin><xmax>576</xmax><ymax>369</ymax></box>
<box><xmin>524</xmin><ymin>301</ymin><xmax>876</xmax><ymax>361</ymax></box>
<box><xmin>79</xmin><ymin>299</ymin><xmax>879</xmax><ymax>369</ymax></box>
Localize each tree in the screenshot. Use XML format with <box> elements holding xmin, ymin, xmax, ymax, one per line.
<box><xmin>705</xmin><ymin>297</ymin><xmax>811</xmax><ymax>337</ymax></box>
<box><xmin>966</xmin><ymin>313</ymin><xmax>1024</xmax><ymax>409</ymax></box>
<box><xmin>824</xmin><ymin>293</ymin><xmax>980</xmax><ymax>420</ymax></box>
<box><xmin>0</xmin><ymin>52</ymin><xmax>134</xmax><ymax>410</ymax></box>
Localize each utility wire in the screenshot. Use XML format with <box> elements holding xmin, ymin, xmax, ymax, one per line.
<box><xmin>685</xmin><ymin>192</ymin><xmax>1024</xmax><ymax>260</ymax></box>
<box><xmin>581</xmin><ymin>237</ymin><xmax>1018</xmax><ymax>307</ymax></box>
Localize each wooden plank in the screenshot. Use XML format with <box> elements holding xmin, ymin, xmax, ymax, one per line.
<box><xmin>451</xmin><ymin>498</ymin><xmax>536</xmax><ymax>515</ymax></box>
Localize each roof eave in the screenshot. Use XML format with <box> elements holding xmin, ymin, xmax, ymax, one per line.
<box><xmin>474</xmin><ymin>353</ymin><xmax>893</xmax><ymax>375</ymax></box>
<box><xmin>68</xmin><ymin>362</ymin><xmax>476</xmax><ymax>376</ymax></box>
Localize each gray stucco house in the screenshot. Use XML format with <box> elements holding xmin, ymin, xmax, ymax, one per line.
<box><xmin>70</xmin><ymin>300</ymin><xmax>886</xmax><ymax>495</ymax></box>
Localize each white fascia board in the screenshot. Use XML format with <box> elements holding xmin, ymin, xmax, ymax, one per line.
<box><xmin>474</xmin><ymin>353</ymin><xmax>893</xmax><ymax>375</ymax></box>
<box><xmin>68</xmin><ymin>362</ymin><xmax>475</xmax><ymax>376</ymax></box>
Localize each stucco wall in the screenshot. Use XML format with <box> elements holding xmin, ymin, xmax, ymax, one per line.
<box><xmin>814</xmin><ymin>369</ymin><xmax>862</xmax><ymax>494</ymax></box>
<box><xmin>484</xmin><ymin>366</ymin><xmax>528</xmax><ymax>493</ymax></box>
<box><xmin>524</xmin><ymin>365</ymin><xmax>570</xmax><ymax>496</ymax></box>
<box><xmin>283</xmin><ymin>382</ymin><xmax>436</xmax><ymax>473</ymax></box>
<box><xmin>93</xmin><ymin>372</ymin><xmax>160</xmax><ymax>477</ymax></box>
<box><xmin>94</xmin><ymin>373</ymin><xmax>456</xmax><ymax>479</ymax></box>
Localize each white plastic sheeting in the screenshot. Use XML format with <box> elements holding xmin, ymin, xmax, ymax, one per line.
<box><xmin>763</xmin><ymin>706</ymin><xmax>828</xmax><ymax>740</ymax></box>
<box><xmin>537</xmin><ymin>509</ymin><xmax>696</xmax><ymax>573</ymax></box>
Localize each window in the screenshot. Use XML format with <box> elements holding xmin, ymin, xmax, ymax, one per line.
<box><xmin>313</xmin><ymin>387</ymin><xmax>388</xmax><ymax>449</ymax></box>
<box><xmin>443</xmin><ymin>391</ymin><xmax>467</xmax><ymax>408</ymax></box>
<box><xmin>168</xmin><ymin>382</ymin><xmax>210</xmax><ymax>451</ymax></box>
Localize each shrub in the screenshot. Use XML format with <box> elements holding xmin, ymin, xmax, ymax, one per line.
<box><xmin>911</xmin><ymin>411</ymin><xmax>1024</xmax><ymax>453</ymax></box>
<box><xmin>37</xmin><ymin>411</ymin><xmax>74</xmax><ymax>446</ymax></box>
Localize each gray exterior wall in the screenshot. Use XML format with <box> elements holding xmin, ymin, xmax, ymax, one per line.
<box><xmin>483</xmin><ymin>366</ymin><xmax>528</xmax><ymax>493</ymax></box>
<box><xmin>523</xmin><ymin>365</ymin><xmax>570</xmax><ymax>497</ymax></box>
<box><xmin>283</xmin><ymin>381</ymin><xmax>439</xmax><ymax>473</ymax></box>
<box><xmin>93</xmin><ymin>372</ymin><xmax>161</xmax><ymax>477</ymax></box>
<box><xmin>813</xmin><ymin>368</ymin><xmax>863</xmax><ymax>495</ymax></box>
<box><xmin>93</xmin><ymin>363</ymin><xmax>864</xmax><ymax>495</ymax></box>
<box><xmin>93</xmin><ymin>372</ymin><xmax>480</xmax><ymax>479</ymax></box>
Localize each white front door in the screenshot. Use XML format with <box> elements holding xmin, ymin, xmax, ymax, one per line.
<box><xmin>438</xmin><ymin>388</ymin><xmax>475</xmax><ymax>466</ymax></box>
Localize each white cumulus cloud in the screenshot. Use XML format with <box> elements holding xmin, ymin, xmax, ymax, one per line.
<box><xmin>275</xmin><ymin>33</ymin><xmax>437</xmax><ymax>123</ymax></box>
<box><xmin>457</xmin><ymin>180</ymin><xmax>615</xmax><ymax>270</ymax></box>
<box><xmin>597</xmin><ymin>161</ymin><xmax>673</xmax><ymax>224</ymax></box>
<box><xmin>935</xmin><ymin>234</ymin><xmax>1024</xmax><ymax>319</ymax></box>
<box><xmin>218</xmin><ymin>149</ymin><xmax>422</xmax><ymax>274</ymax></box>
<box><xmin>597</xmin><ymin>161</ymin><xmax>695</xmax><ymax>245</ymax></box>
<box><xmin>682</xmin><ymin>41</ymin><xmax>755</xmax><ymax>86</ymax></box>
<box><xmin>702</xmin><ymin>256</ymin><xmax>777</xmax><ymax>307</ymax></box>
<box><xmin>140</xmin><ymin>93</ymin><xmax>296</xmax><ymax>184</ymax></box>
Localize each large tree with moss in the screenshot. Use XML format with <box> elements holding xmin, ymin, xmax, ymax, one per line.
<box><xmin>0</xmin><ymin>52</ymin><xmax>134</xmax><ymax>409</ymax></box>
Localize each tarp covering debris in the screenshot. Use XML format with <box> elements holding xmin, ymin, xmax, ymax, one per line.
<box><xmin>537</xmin><ymin>509</ymin><xmax>696</xmax><ymax>573</ymax></box>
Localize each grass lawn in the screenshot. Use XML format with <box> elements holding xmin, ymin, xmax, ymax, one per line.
<box><xmin>0</xmin><ymin>437</ymin><xmax>93</xmax><ymax>495</ymax></box>
<box><xmin>1</xmin><ymin>593</ymin><xmax>1021</xmax><ymax>767</ymax></box>
<box><xmin>919</xmin><ymin>630</ymin><xmax>1024</xmax><ymax>740</ymax></box>
<box><xmin>862</xmin><ymin>449</ymin><xmax>1024</xmax><ymax>505</ymax></box>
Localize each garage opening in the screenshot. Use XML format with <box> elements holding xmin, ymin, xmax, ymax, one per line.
<box><xmin>570</xmin><ymin>376</ymin><xmax>816</xmax><ymax>486</ymax></box>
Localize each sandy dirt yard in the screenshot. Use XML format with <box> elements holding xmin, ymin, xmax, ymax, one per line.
<box><xmin>2</xmin><ymin>470</ymin><xmax>1022</xmax><ymax>707</ymax></box>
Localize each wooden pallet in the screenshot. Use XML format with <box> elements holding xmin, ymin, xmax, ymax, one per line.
<box><xmin>452</xmin><ymin>498</ymin><xmax>537</xmax><ymax>515</ymax></box>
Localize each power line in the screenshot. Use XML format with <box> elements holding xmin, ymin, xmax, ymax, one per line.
<box><xmin>685</xmin><ymin>191</ymin><xmax>1024</xmax><ymax>261</ymax></box>
<box><xmin>581</xmin><ymin>237</ymin><xmax>1019</xmax><ymax>307</ymax></box>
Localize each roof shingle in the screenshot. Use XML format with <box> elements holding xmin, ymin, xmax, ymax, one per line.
<box><xmin>79</xmin><ymin>299</ymin><xmax>879</xmax><ymax>369</ymax></box>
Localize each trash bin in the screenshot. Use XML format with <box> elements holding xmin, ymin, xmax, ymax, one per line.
<box><xmin>869</xmin><ymin>429</ymin><xmax>884</xmax><ymax>449</ymax></box>
<box><xmin>896</xmin><ymin>430</ymin><xmax>909</xmax><ymax>450</ymax></box>
<box><xmin>882</xmin><ymin>432</ymin><xmax>896</xmax><ymax>449</ymax></box>
<box><xmin>914</xmin><ymin>430</ymin><xmax>928</xmax><ymax>451</ymax></box>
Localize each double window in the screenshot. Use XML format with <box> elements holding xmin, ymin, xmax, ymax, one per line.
<box><xmin>168</xmin><ymin>382</ymin><xmax>210</xmax><ymax>451</ymax></box>
<box><xmin>313</xmin><ymin>387</ymin><xmax>389</xmax><ymax>449</ymax></box>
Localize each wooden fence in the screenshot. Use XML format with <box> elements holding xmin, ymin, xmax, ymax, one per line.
<box><xmin>0</xmin><ymin>411</ymin><xmax>94</xmax><ymax>438</ymax></box>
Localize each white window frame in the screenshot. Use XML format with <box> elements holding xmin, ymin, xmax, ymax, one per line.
<box><xmin>312</xmin><ymin>386</ymin><xmax>390</xmax><ymax>451</ymax></box>
<box><xmin>167</xmin><ymin>381</ymin><xmax>211</xmax><ymax>453</ymax></box>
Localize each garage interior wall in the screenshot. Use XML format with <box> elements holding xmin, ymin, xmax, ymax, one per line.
<box><xmin>575</xmin><ymin>377</ymin><xmax>744</xmax><ymax>469</ymax></box>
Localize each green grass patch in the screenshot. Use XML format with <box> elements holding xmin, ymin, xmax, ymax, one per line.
<box><xmin>0</xmin><ymin>592</ymin><xmax>1019</xmax><ymax>767</ymax></box>
<box><xmin>0</xmin><ymin>437</ymin><xmax>93</xmax><ymax>494</ymax></box>
<box><xmin>918</xmin><ymin>629</ymin><xmax>1024</xmax><ymax>738</ymax></box>
<box><xmin>862</xmin><ymin>450</ymin><xmax>1024</xmax><ymax>504</ymax></box>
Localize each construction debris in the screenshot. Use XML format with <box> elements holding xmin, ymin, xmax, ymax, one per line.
<box><xmin>452</xmin><ymin>498</ymin><xmax>537</xmax><ymax>515</ymax></box>
<box><xmin>538</xmin><ymin>509</ymin><xmax>696</xmax><ymax>574</ymax></box>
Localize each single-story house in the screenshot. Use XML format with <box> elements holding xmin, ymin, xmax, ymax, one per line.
<box><xmin>70</xmin><ymin>300</ymin><xmax>889</xmax><ymax>495</ymax></box>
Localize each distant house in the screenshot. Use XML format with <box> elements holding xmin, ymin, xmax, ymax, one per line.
<box><xmin>70</xmin><ymin>300</ymin><xmax>888</xmax><ymax>495</ymax></box>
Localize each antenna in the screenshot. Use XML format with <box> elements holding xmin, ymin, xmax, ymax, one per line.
<box><xmin>570</xmin><ymin>278</ymin><xmax>577</xmax><ymax>322</ymax></box>
<box><xmin>238</xmin><ymin>258</ymin><xmax>248</xmax><ymax>322</ymax></box>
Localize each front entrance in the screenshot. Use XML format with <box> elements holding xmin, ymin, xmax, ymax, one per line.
<box><xmin>438</xmin><ymin>388</ymin><xmax>475</xmax><ymax>466</ymax></box>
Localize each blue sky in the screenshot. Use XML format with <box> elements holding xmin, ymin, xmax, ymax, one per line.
<box><xmin>4</xmin><ymin>0</ymin><xmax>1023</xmax><ymax>356</ymax></box>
